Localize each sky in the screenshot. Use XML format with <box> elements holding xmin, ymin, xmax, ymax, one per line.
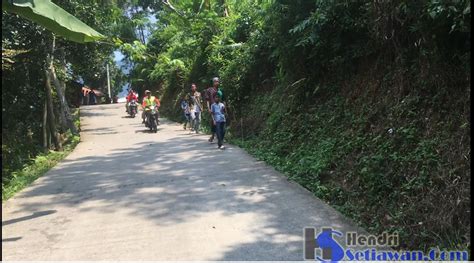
<box><xmin>114</xmin><ymin>14</ymin><xmax>157</xmax><ymax>98</ymax></box>
<box><xmin>114</xmin><ymin>51</ymin><xmax>129</xmax><ymax>98</ymax></box>
<box><xmin>113</xmin><ymin>50</ymin><xmax>129</xmax><ymax>97</ymax></box>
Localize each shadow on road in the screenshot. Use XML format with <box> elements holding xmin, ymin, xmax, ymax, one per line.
<box><xmin>2</xmin><ymin>237</ymin><xmax>22</xmax><ymax>242</ymax></box>
<box><xmin>8</xmin><ymin>129</ymin><xmax>360</xmax><ymax>260</ymax></box>
<box><xmin>80</xmin><ymin>111</ymin><xmax>116</xmax><ymax>117</ymax></box>
<box><xmin>2</xmin><ymin>210</ymin><xmax>57</xmax><ymax>226</ymax></box>
<box><xmin>134</xmin><ymin>128</ymin><xmax>161</xmax><ymax>133</ymax></box>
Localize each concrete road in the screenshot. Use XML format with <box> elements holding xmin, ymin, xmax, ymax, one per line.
<box><xmin>2</xmin><ymin>103</ymin><xmax>368</xmax><ymax>260</ymax></box>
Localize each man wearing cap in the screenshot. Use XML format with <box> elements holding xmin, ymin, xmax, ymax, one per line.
<box><xmin>141</xmin><ymin>90</ymin><xmax>161</xmax><ymax>125</ymax></box>
<box><xmin>190</xmin><ymin>83</ymin><xmax>203</xmax><ymax>133</ymax></box>
<box><xmin>204</xmin><ymin>77</ymin><xmax>221</xmax><ymax>142</ymax></box>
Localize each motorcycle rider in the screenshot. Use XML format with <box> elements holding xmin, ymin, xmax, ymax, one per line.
<box><xmin>126</xmin><ymin>89</ymin><xmax>138</xmax><ymax>114</ymax></box>
<box><xmin>142</xmin><ymin>90</ymin><xmax>161</xmax><ymax>125</ymax></box>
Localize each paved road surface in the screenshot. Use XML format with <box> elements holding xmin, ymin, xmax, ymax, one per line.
<box><xmin>2</xmin><ymin>103</ymin><xmax>368</xmax><ymax>260</ymax></box>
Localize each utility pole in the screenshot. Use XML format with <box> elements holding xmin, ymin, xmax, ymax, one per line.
<box><xmin>106</xmin><ymin>63</ymin><xmax>111</xmax><ymax>102</ymax></box>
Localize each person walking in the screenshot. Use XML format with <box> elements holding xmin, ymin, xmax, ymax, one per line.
<box><xmin>181</xmin><ymin>94</ymin><xmax>192</xmax><ymax>130</ymax></box>
<box><xmin>204</xmin><ymin>77</ymin><xmax>220</xmax><ymax>142</ymax></box>
<box><xmin>211</xmin><ymin>95</ymin><xmax>226</xmax><ymax>150</ymax></box>
<box><xmin>190</xmin><ymin>83</ymin><xmax>203</xmax><ymax>133</ymax></box>
<box><xmin>89</xmin><ymin>89</ymin><xmax>97</xmax><ymax>105</ymax></box>
<box><xmin>81</xmin><ymin>86</ymin><xmax>90</xmax><ymax>105</ymax></box>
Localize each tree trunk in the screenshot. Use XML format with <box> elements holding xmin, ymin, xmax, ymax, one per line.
<box><xmin>47</xmin><ymin>123</ymin><xmax>51</xmax><ymax>149</ymax></box>
<box><xmin>45</xmin><ymin>68</ymin><xmax>62</xmax><ymax>151</ymax></box>
<box><xmin>42</xmin><ymin>97</ymin><xmax>48</xmax><ymax>152</ymax></box>
<box><xmin>218</xmin><ymin>0</ymin><xmax>229</xmax><ymax>17</ymax></box>
<box><xmin>58</xmin><ymin>46</ymin><xmax>78</xmax><ymax>135</ymax></box>
<box><xmin>138</xmin><ymin>24</ymin><xmax>146</xmax><ymax>44</ymax></box>
<box><xmin>47</xmin><ymin>35</ymin><xmax>67</xmax><ymax>132</ymax></box>
<box><xmin>48</xmin><ymin>35</ymin><xmax>78</xmax><ymax>135</ymax></box>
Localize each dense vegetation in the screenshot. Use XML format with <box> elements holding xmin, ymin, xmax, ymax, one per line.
<box><xmin>124</xmin><ymin>0</ymin><xmax>470</xmax><ymax>251</ymax></box>
<box><xmin>1</xmin><ymin>0</ymin><xmax>130</xmax><ymax>198</ymax></box>
<box><xmin>2</xmin><ymin>0</ymin><xmax>470</xmax><ymax>253</ymax></box>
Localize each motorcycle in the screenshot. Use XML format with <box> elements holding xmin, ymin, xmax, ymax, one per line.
<box><xmin>128</xmin><ymin>99</ymin><xmax>138</xmax><ymax>118</ymax></box>
<box><xmin>145</xmin><ymin>105</ymin><xmax>159</xmax><ymax>133</ymax></box>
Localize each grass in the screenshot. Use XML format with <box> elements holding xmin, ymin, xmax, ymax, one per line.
<box><xmin>154</xmin><ymin>95</ymin><xmax>471</xmax><ymax>253</ymax></box>
<box><xmin>225</xmin><ymin>87</ymin><xmax>470</xmax><ymax>253</ymax></box>
<box><xmin>2</xmin><ymin>108</ymin><xmax>81</xmax><ymax>201</ymax></box>
<box><xmin>2</xmin><ymin>136</ymin><xmax>80</xmax><ymax>201</ymax></box>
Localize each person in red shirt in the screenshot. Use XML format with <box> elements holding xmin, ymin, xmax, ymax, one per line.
<box><xmin>127</xmin><ymin>89</ymin><xmax>138</xmax><ymax>101</ymax></box>
<box><xmin>125</xmin><ymin>89</ymin><xmax>138</xmax><ymax>113</ymax></box>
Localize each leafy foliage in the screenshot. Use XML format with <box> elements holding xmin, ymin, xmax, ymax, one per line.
<box><xmin>2</xmin><ymin>0</ymin><xmax>106</xmax><ymax>43</ymax></box>
<box><xmin>2</xmin><ymin>0</ymin><xmax>470</xmax><ymax>253</ymax></box>
<box><xmin>2</xmin><ymin>1</ymin><xmax>127</xmax><ymax>191</ymax></box>
<box><xmin>128</xmin><ymin>0</ymin><xmax>470</xmax><ymax>251</ymax></box>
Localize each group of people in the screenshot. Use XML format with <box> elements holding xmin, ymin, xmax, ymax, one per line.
<box><xmin>124</xmin><ymin>76</ymin><xmax>227</xmax><ymax>149</ymax></box>
<box><xmin>125</xmin><ymin>89</ymin><xmax>161</xmax><ymax>125</ymax></box>
<box><xmin>81</xmin><ymin>86</ymin><xmax>97</xmax><ymax>105</ymax></box>
<box><xmin>181</xmin><ymin>77</ymin><xmax>227</xmax><ymax>149</ymax></box>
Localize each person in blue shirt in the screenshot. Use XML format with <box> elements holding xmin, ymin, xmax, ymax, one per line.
<box><xmin>181</xmin><ymin>94</ymin><xmax>191</xmax><ymax>130</ymax></box>
<box><xmin>211</xmin><ymin>95</ymin><xmax>226</xmax><ymax>149</ymax></box>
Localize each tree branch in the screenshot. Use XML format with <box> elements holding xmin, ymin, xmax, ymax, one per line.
<box><xmin>162</xmin><ymin>0</ymin><xmax>184</xmax><ymax>17</ymax></box>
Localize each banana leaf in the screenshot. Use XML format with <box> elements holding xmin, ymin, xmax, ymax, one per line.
<box><xmin>2</xmin><ymin>0</ymin><xmax>106</xmax><ymax>43</ymax></box>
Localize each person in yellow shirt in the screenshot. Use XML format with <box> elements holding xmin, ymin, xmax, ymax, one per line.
<box><xmin>141</xmin><ymin>90</ymin><xmax>161</xmax><ymax>125</ymax></box>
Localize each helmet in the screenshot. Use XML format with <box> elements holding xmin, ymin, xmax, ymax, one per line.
<box><xmin>145</xmin><ymin>90</ymin><xmax>151</xmax><ymax>94</ymax></box>
<box><xmin>212</xmin><ymin>77</ymin><xmax>219</xmax><ymax>82</ymax></box>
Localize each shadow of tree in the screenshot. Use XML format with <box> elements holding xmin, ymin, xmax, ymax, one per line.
<box><xmin>3</xmin><ymin>105</ymin><xmax>370</xmax><ymax>260</ymax></box>
<box><xmin>2</xmin><ymin>237</ymin><xmax>22</xmax><ymax>242</ymax></box>
<box><xmin>2</xmin><ymin>210</ymin><xmax>56</xmax><ymax>226</ymax></box>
